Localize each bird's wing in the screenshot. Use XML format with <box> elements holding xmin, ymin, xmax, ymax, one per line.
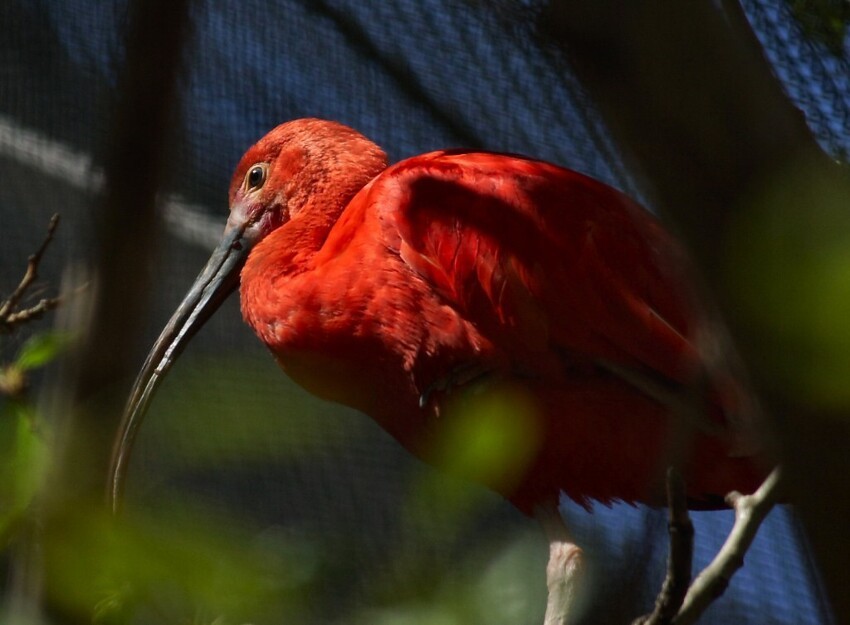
<box><xmin>369</xmin><ymin>151</ymin><xmax>705</xmax><ymax>385</ymax></box>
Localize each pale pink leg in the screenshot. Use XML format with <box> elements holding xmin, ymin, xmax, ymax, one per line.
<box><xmin>537</xmin><ymin>506</ymin><xmax>585</xmax><ymax>625</ymax></box>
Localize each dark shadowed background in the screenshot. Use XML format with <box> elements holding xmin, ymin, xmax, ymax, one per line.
<box><xmin>0</xmin><ymin>1</ymin><xmax>846</xmax><ymax>623</ymax></box>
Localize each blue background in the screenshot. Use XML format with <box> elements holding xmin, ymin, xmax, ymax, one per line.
<box><xmin>1</xmin><ymin>1</ymin><xmax>845</xmax><ymax>622</ymax></box>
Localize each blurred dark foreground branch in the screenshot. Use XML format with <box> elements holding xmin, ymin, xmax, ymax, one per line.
<box><xmin>540</xmin><ymin>1</ymin><xmax>848</xmax><ymax>620</ymax></box>
<box><xmin>11</xmin><ymin>0</ymin><xmax>193</xmax><ymax>623</ymax></box>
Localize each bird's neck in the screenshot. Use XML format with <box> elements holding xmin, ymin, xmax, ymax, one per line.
<box><xmin>239</xmin><ymin>144</ymin><xmax>389</xmax><ymax>344</ymax></box>
<box><xmin>248</xmin><ymin>144</ymin><xmax>388</xmax><ymax>274</ymax></box>
<box><xmin>258</xmin><ymin>207</ymin><xmax>338</xmax><ymax>271</ymax></box>
<box><xmin>239</xmin><ymin>213</ymin><xmax>334</xmax><ymax>313</ymax></box>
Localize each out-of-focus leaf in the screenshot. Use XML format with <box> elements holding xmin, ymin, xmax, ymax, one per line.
<box><xmin>43</xmin><ymin>502</ymin><xmax>316</xmax><ymax>624</ymax></box>
<box><xmin>473</xmin><ymin>532</ymin><xmax>547</xmax><ymax>625</ymax></box>
<box><xmin>355</xmin><ymin>530</ymin><xmax>546</xmax><ymax>625</ymax></box>
<box><xmin>427</xmin><ymin>386</ymin><xmax>541</xmax><ymax>494</ymax></box>
<box><xmin>0</xmin><ymin>364</ymin><xmax>27</xmax><ymax>397</ymax></box>
<box><xmin>0</xmin><ymin>401</ymin><xmax>48</xmax><ymax>540</ymax></box>
<box><xmin>141</xmin><ymin>354</ymin><xmax>367</xmax><ymax>468</ymax></box>
<box><xmin>725</xmin><ymin>158</ymin><xmax>850</xmax><ymax>410</ymax></box>
<box><xmin>15</xmin><ymin>331</ymin><xmax>72</xmax><ymax>371</ymax></box>
<box><xmin>359</xmin><ymin>604</ymin><xmax>463</xmax><ymax>625</ymax></box>
<box><xmin>393</xmin><ymin>385</ymin><xmax>541</xmax><ymax>578</ymax></box>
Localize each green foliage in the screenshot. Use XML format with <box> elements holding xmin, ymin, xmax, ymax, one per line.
<box><xmin>0</xmin><ymin>401</ymin><xmax>48</xmax><ymax>542</ymax></box>
<box><xmin>725</xmin><ymin>157</ymin><xmax>850</xmax><ymax>409</ymax></box>
<box><xmin>14</xmin><ymin>331</ymin><xmax>72</xmax><ymax>371</ymax></box>
<box><xmin>1</xmin><ymin>347</ymin><xmax>548</xmax><ymax>624</ymax></box>
<box><xmin>43</xmin><ymin>504</ymin><xmax>314</xmax><ymax>624</ymax></box>
<box><xmin>787</xmin><ymin>0</ymin><xmax>850</xmax><ymax>56</ymax></box>
<box><xmin>391</xmin><ymin>385</ymin><xmax>542</xmax><ymax>561</ymax></box>
<box><xmin>140</xmin><ymin>354</ymin><xmax>367</xmax><ymax>469</ymax></box>
<box><xmin>427</xmin><ymin>386</ymin><xmax>541</xmax><ymax>495</ymax></box>
<box><xmin>128</xmin><ymin>357</ymin><xmax>551</xmax><ymax>624</ymax></box>
<box><xmin>355</xmin><ymin>532</ymin><xmax>547</xmax><ymax>625</ymax></box>
<box><xmin>0</xmin><ymin>330</ymin><xmax>69</xmax><ymax>544</ymax></box>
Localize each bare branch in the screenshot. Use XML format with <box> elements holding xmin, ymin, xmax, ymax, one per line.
<box><xmin>672</xmin><ymin>468</ymin><xmax>783</xmax><ymax>624</ymax></box>
<box><xmin>0</xmin><ymin>214</ymin><xmax>60</xmax><ymax>332</ymax></box>
<box><xmin>538</xmin><ymin>3</ymin><xmax>848</xmax><ymax>619</ymax></box>
<box><xmin>2</xmin><ymin>298</ymin><xmax>63</xmax><ymax>332</ymax></box>
<box><xmin>633</xmin><ymin>468</ymin><xmax>694</xmax><ymax>625</ymax></box>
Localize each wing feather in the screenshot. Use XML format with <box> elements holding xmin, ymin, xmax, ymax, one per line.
<box><xmin>371</xmin><ymin>150</ymin><xmax>704</xmax><ymax>389</ymax></box>
<box><xmin>310</xmin><ymin>149</ymin><xmax>762</xmax><ymax>506</ymax></box>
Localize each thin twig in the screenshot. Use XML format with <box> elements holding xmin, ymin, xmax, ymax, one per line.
<box><xmin>2</xmin><ymin>298</ymin><xmax>64</xmax><ymax>331</ymax></box>
<box><xmin>633</xmin><ymin>468</ymin><xmax>694</xmax><ymax>625</ymax></box>
<box><xmin>0</xmin><ymin>214</ymin><xmax>60</xmax><ymax>332</ymax></box>
<box><xmin>672</xmin><ymin>468</ymin><xmax>783</xmax><ymax>624</ymax></box>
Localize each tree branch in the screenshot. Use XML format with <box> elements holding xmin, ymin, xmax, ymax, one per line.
<box><xmin>673</xmin><ymin>468</ymin><xmax>783</xmax><ymax>624</ymax></box>
<box><xmin>633</xmin><ymin>468</ymin><xmax>693</xmax><ymax>625</ymax></box>
<box><xmin>20</xmin><ymin>0</ymin><xmax>193</xmax><ymax>623</ymax></box>
<box><xmin>538</xmin><ymin>2</ymin><xmax>846</xmax><ymax>620</ymax></box>
<box><xmin>0</xmin><ymin>214</ymin><xmax>60</xmax><ymax>333</ymax></box>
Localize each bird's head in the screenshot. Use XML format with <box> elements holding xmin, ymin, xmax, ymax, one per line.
<box><xmin>108</xmin><ymin>119</ymin><xmax>386</xmax><ymax>511</ymax></box>
<box><xmin>225</xmin><ymin>118</ymin><xmax>387</xmax><ymax>249</ymax></box>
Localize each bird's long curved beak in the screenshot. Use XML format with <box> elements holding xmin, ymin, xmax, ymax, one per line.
<box><xmin>109</xmin><ymin>223</ymin><xmax>251</xmax><ymax>513</ymax></box>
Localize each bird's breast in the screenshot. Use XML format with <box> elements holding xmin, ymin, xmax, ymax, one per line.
<box><xmin>239</xmin><ymin>252</ymin><xmax>495</xmax><ymax>448</ymax></box>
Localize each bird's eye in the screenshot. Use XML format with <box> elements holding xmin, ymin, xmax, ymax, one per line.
<box><xmin>246</xmin><ymin>164</ymin><xmax>267</xmax><ymax>190</ymax></box>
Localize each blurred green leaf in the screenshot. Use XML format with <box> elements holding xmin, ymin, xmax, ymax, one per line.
<box><xmin>106</xmin><ymin>357</ymin><xmax>548</xmax><ymax>624</ymax></box>
<box><xmin>44</xmin><ymin>503</ymin><xmax>316</xmax><ymax>624</ymax></box>
<box><xmin>143</xmin><ymin>354</ymin><xmax>366</xmax><ymax>468</ymax></box>
<box><xmin>725</xmin><ymin>158</ymin><xmax>850</xmax><ymax>410</ymax></box>
<box><xmin>360</xmin><ymin>604</ymin><xmax>464</xmax><ymax>625</ymax></box>
<box><xmin>15</xmin><ymin>331</ymin><xmax>72</xmax><ymax>371</ymax></box>
<box><xmin>428</xmin><ymin>386</ymin><xmax>541</xmax><ymax>494</ymax></box>
<box><xmin>473</xmin><ymin>532</ymin><xmax>548</xmax><ymax>625</ymax></box>
<box><xmin>0</xmin><ymin>401</ymin><xmax>48</xmax><ymax>540</ymax></box>
<box><xmin>395</xmin><ymin>385</ymin><xmax>542</xmax><ymax>571</ymax></box>
<box><xmin>355</xmin><ymin>530</ymin><xmax>546</xmax><ymax>625</ymax></box>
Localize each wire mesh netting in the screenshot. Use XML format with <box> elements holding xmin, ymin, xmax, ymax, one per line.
<box><xmin>0</xmin><ymin>1</ymin><xmax>846</xmax><ymax>623</ymax></box>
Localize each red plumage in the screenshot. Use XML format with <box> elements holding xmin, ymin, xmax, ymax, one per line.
<box><xmin>229</xmin><ymin>119</ymin><xmax>767</xmax><ymax>514</ymax></box>
<box><xmin>111</xmin><ymin>118</ymin><xmax>769</xmax><ymax>516</ymax></box>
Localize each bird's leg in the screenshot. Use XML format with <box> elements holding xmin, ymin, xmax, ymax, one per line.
<box><xmin>537</xmin><ymin>505</ymin><xmax>585</xmax><ymax>625</ymax></box>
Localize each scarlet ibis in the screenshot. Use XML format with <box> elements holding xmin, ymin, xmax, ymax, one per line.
<box><xmin>111</xmin><ymin>118</ymin><xmax>768</xmax><ymax>516</ymax></box>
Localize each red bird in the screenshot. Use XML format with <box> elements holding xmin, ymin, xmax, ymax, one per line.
<box><xmin>111</xmin><ymin>118</ymin><xmax>768</xmax><ymax>517</ymax></box>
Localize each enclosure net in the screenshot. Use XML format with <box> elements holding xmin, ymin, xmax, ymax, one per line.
<box><xmin>0</xmin><ymin>1</ymin><xmax>844</xmax><ymax>623</ymax></box>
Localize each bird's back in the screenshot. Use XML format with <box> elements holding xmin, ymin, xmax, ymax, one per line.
<box><xmin>254</xmin><ymin>148</ymin><xmax>770</xmax><ymax>512</ymax></box>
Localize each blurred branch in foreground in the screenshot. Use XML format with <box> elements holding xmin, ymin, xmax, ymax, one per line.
<box><xmin>540</xmin><ymin>0</ymin><xmax>848</xmax><ymax>621</ymax></box>
<box><xmin>23</xmin><ymin>0</ymin><xmax>193</xmax><ymax>622</ymax></box>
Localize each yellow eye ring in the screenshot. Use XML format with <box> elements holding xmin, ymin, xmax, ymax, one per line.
<box><xmin>246</xmin><ymin>164</ymin><xmax>267</xmax><ymax>190</ymax></box>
